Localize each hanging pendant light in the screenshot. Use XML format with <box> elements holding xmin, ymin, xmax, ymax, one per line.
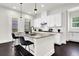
<box><xmin>34</xmin><ymin>3</ymin><xmax>37</xmax><ymax>14</ymax></box>
<box><xmin>20</xmin><ymin>3</ymin><xmax>23</xmax><ymax>19</ymax></box>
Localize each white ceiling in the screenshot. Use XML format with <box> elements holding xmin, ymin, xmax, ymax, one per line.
<box><xmin>0</xmin><ymin>3</ymin><xmax>65</xmax><ymax>15</ymax></box>
<box><xmin>0</xmin><ymin>3</ymin><xmax>79</xmax><ymax>16</ymax></box>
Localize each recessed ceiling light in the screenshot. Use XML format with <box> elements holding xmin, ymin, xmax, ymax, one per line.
<box><xmin>13</xmin><ymin>6</ymin><xmax>16</xmax><ymax>9</ymax></box>
<box><xmin>41</xmin><ymin>4</ymin><xmax>45</xmax><ymax>7</ymax></box>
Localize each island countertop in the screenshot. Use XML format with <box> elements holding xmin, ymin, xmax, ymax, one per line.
<box><xmin>15</xmin><ymin>32</ymin><xmax>57</xmax><ymax>39</ymax></box>
<box><xmin>27</xmin><ymin>32</ymin><xmax>56</xmax><ymax>39</ymax></box>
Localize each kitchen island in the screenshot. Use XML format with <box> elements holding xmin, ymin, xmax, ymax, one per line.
<box><xmin>15</xmin><ymin>32</ymin><xmax>56</xmax><ymax>56</ymax></box>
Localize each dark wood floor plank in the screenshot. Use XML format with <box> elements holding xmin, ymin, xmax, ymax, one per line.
<box><xmin>52</xmin><ymin>41</ymin><xmax>79</xmax><ymax>56</ymax></box>
<box><xmin>1</xmin><ymin>41</ymin><xmax>79</xmax><ymax>56</ymax></box>
<box><xmin>0</xmin><ymin>41</ymin><xmax>14</xmax><ymax>56</ymax></box>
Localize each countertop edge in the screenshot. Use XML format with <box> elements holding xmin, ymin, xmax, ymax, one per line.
<box><xmin>0</xmin><ymin>40</ymin><xmax>14</xmax><ymax>45</ymax></box>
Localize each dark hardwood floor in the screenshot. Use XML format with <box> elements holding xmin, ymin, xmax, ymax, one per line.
<box><xmin>0</xmin><ymin>41</ymin><xmax>14</xmax><ymax>56</ymax></box>
<box><xmin>14</xmin><ymin>41</ymin><xmax>79</xmax><ymax>56</ymax></box>
<box><xmin>15</xmin><ymin>45</ymin><xmax>34</xmax><ymax>56</ymax></box>
<box><xmin>52</xmin><ymin>41</ymin><xmax>79</xmax><ymax>56</ymax></box>
<box><xmin>0</xmin><ymin>41</ymin><xmax>78</xmax><ymax>56</ymax></box>
<box><xmin>0</xmin><ymin>41</ymin><xmax>79</xmax><ymax>56</ymax></box>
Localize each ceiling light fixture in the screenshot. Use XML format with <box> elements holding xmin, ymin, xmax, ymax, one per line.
<box><xmin>34</xmin><ymin>3</ymin><xmax>37</xmax><ymax>14</ymax></box>
<box><xmin>20</xmin><ymin>3</ymin><xmax>23</xmax><ymax>19</ymax></box>
<box><xmin>41</xmin><ymin>4</ymin><xmax>44</xmax><ymax>7</ymax></box>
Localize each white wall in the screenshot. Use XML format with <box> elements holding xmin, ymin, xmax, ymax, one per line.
<box><xmin>0</xmin><ymin>7</ymin><xmax>12</xmax><ymax>43</ymax></box>
<box><xmin>0</xmin><ymin>6</ymin><xmax>33</xmax><ymax>43</ymax></box>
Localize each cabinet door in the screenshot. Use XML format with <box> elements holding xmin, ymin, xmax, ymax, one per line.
<box><xmin>70</xmin><ymin>33</ymin><xmax>79</xmax><ymax>42</ymax></box>
<box><xmin>35</xmin><ymin>36</ymin><xmax>54</xmax><ymax>56</ymax></box>
<box><xmin>54</xmin><ymin>13</ymin><xmax>61</xmax><ymax>26</ymax></box>
<box><xmin>55</xmin><ymin>33</ymin><xmax>61</xmax><ymax>45</ymax></box>
<box><xmin>47</xmin><ymin>15</ymin><xmax>55</xmax><ymax>27</ymax></box>
<box><xmin>68</xmin><ymin>33</ymin><xmax>73</xmax><ymax>40</ymax></box>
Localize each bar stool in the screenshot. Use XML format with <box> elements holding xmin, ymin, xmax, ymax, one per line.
<box><xmin>20</xmin><ymin>37</ymin><xmax>34</xmax><ymax>52</ymax></box>
<box><xmin>12</xmin><ymin>33</ymin><xmax>20</xmax><ymax>39</ymax></box>
<box><xmin>12</xmin><ymin>33</ymin><xmax>22</xmax><ymax>45</ymax></box>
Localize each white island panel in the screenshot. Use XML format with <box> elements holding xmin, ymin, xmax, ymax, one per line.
<box><xmin>33</xmin><ymin>35</ymin><xmax>55</xmax><ymax>56</ymax></box>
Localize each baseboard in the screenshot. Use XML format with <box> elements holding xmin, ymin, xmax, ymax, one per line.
<box><xmin>55</xmin><ymin>41</ymin><xmax>67</xmax><ymax>45</ymax></box>
<box><xmin>67</xmin><ymin>41</ymin><xmax>79</xmax><ymax>44</ymax></box>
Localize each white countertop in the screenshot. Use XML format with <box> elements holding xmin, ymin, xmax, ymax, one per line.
<box><xmin>28</xmin><ymin>32</ymin><xmax>56</xmax><ymax>39</ymax></box>
<box><xmin>15</xmin><ymin>32</ymin><xmax>57</xmax><ymax>39</ymax></box>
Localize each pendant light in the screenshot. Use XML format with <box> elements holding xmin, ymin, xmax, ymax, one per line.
<box><xmin>20</xmin><ymin>3</ymin><xmax>23</xmax><ymax>19</ymax></box>
<box><xmin>34</xmin><ymin>3</ymin><xmax>37</xmax><ymax>14</ymax></box>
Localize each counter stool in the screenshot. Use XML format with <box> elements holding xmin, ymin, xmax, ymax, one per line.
<box><xmin>20</xmin><ymin>37</ymin><xmax>34</xmax><ymax>52</ymax></box>
<box><xmin>12</xmin><ymin>33</ymin><xmax>23</xmax><ymax>45</ymax></box>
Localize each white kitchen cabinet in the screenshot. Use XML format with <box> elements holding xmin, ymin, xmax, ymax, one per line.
<box><xmin>47</xmin><ymin>13</ymin><xmax>62</xmax><ymax>27</ymax></box>
<box><xmin>69</xmin><ymin>32</ymin><xmax>79</xmax><ymax>42</ymax></box>
<box><xmin>24</xmin><ymin>32</ymin><xmax>55</xmax><ymax>56</ymax></box>
<box><xmin>55</xmin><ymin>33</ymin><xmax>62</xmax><ymax>45</ymax></box>
<box><xmin>33</xmin><ymin>35</ymin><xmax>55</xmax><ymax>56</ymax></box>
<box><xmin>34</xmin><ymin>12</ymin><xmax>62</xmax><ymax>28</ymax></box>
<box><xmin>68</xmin><ymin>33</ymin><xmax>73</xmax><ymax>40</ymax></box>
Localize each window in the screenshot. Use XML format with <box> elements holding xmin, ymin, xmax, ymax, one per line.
<box><xmin>72</xmin><ymin>17</ymin><xmax>79</xmax><ymax>27</ymax></box>
<box><xmin>68</xmin><ymin>7</ymin><xmax>79</xmax><ymax>32</ymax></box>
<box><xmin>12</xmin><ymin>18</ymin><xmax>18</xmax><ymax>32</ymax></box>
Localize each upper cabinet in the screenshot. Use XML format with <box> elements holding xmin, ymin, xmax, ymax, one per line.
<box><xmin>47</xmin><ymin>13</ymin><xmax>62</xmax><ymax>27</ymax></box>
<box><xmin>33</xmin><ymin>12</ymin><xmax>62</xmax><ymax>28</ymax></box>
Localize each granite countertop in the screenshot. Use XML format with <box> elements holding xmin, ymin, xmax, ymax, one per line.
<box><xmin>15</xmin><ymin>32</ymin><xmax>61</xmax><ymax>39</ymax></box>
<box><xmin>24</xmin><ymin>32</ymin><xmax>56</xmax><ymax>39</ymax></box>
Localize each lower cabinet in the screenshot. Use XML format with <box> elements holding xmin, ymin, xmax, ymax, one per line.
<box><xmin>55</xmin><ymin>33</ymin><xmax>62</xmax><ymax>45</ymax></box>
<box><xmin>69</xmin><ymin>33</ymin><xmax>79</xmax><ymax>42</ymax></box>
<box><xmin>34</xmin><ymin>36</ymin><xmax>55</xmax><ymax>56</ymax></box>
